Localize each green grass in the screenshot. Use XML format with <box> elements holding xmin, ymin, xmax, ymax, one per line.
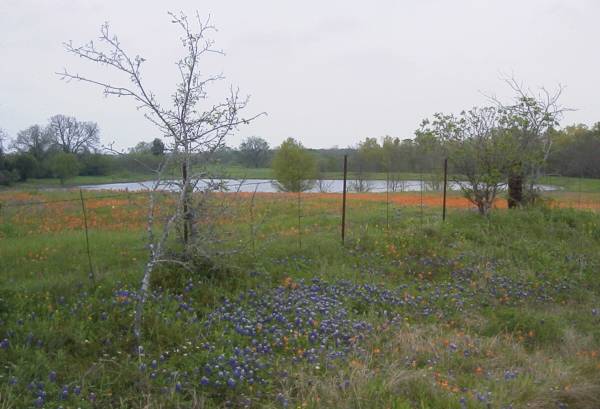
<box><xmin>1</xmin><ymin>191</ymin><xmax>600</xmax><ymax>408</ymax></box>
<box><xmin>3</xmin><ymin>172</ymin><xmax>153</xmax><ymax>189</ymax></box>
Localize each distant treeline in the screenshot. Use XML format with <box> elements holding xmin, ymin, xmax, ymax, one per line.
<box><xmin>0</xmin><ymin>115</ymin><xmax>167</xmax><ymax>185</ymax></box>
<box><xmin>1</xmin><ymin>120</ymin><xmax>598</xmax><ymax>186</ymax></box>
<box><xmin>214</xmin><ymin>124</ymin><xmax>600</xmax><ymax>178</ymax></box>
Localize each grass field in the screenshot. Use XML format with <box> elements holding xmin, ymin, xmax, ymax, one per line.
<box><xmin>1</xmin><ymin>189</ymin><xmax>600</xmax><ymax>408</ymax></box>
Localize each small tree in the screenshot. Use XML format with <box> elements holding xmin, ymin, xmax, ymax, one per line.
<box><xmin>60</xmin><ymin>11</ymin><xmax>263</xmax><ymax>340</ymax></box>
<box><xmin>0</xmin><ymin>129</ymin><xmax>18</xmax><ymax>185</ymax></box>
<box><xmin>272</xmin><ymin>138</ymin><xmax>316</xmax><ymax>192</ymax></box>
<box><xmin>420</xmin><ymin>107</ymin><xmax>512</xmax><ymax>215</ymax></box>
<box><xmin>49</xmin><ymin>152</ymin><xmax>81</xmax><ymax>184</ymax></box>
<box><xmin>150</xmin><ymin>138</ymin><xmax>165</xmax><ymax>156</ymax></box>
<box><xmin>239</xmin><ymin>136</ymin><xmax>270</xmax><ymax>168</ymax></box>
<box><xmin>350</xmin><ymin>137</ymin><xmax>381</xmax><ymax>192</ymax></box>
<box><xmin>14</xmin><ymin>153</ymin><xmax>38</xmax><ymax>181</ymax></box>
<box><xmin>488</xmin><ymin>78</ymin><xmax>570</xmax><ymax>207</ymax></box>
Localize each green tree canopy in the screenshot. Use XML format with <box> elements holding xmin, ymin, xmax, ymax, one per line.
<box><xmin>419</xmin><ymin>107</ymin><xmax>514</xmax><ymax>215</ymax></box>
<box><xmin>239</xmin><ymin>136</ymin><xmax>270</xmax><ymax>168</ymax></box>
<box><xmin>272</xmin><ymin>138</ymin><xmax>316</xmax><ymax>192</ymax></box>
<box><xmin>150</xmin><ymin>138</ymin><xmax>165</xmax><ymax>156</ymax></box>
<box><xmin>14</xmin><ymin>153</ymin><xmax>38</xmax><ymax>181</ymax></box>
<box><xmin>49</xmin><ymin>152</ymin><xmax>81</xmax><ymax>185</ymax></box>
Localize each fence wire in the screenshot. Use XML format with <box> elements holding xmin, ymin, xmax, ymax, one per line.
<box><xmin>1</xmin><ymin>169</ymin><xmax>599</xmax><ymax>278</ymax></box>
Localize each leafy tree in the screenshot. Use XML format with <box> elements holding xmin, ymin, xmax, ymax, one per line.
<box><xmin>420</xmin><ymin>107</ymin><xmax>513</xmax><ymax>215</ymax></box>
<box><xmin>380</xmin><ymin>136</ymin><xmax>400</xmax><ymax>172</ymax></box>
<box><xmin>548</xmin><ymin>124</ymin><xmax>600</xmax><ymax>178</ymax></box>
<box><xmin>130</xmin><ymin>141</ymin><xmax>152</xmax><ymax>154</ymax></box>
<box><xmin>150</xmin><ymin>138</ymin><xmax>165</xmax><ymax>156</ymax></box>
<box><xmin>352</xmin><ymin>137</ymin><xmax>381</xmax><ymax>172</ymax></box>
<box><xmin>489</xmin><ymin>79</ymin><xmax>569</xmax><ymax>207</ymax></box>
<box><xmin>80</xmin><ymin>153</ymin><xmax>111</xmax><ymax>176</ymax></box>
<box><xmin>14</xmin><ymin>153</ymin><xmax>38</xmax><ymax>181</ymax></box>
<box><xmin>349</xmin><ymin>137</ymin><xmax>381</xmax><ymax>192</ymax></box>
<box><xmin>272</xmin><ymin>138</ymin><xmax>316</xmax><ymax>192</ymax></box>
<box><xmin>239</xmin><ymin>136</ymin><xmax>270</xmax><ymax>168</ymax></box>
<box><xmin>0</xmin><ymin>129</ymin><xmax>18</xmax><ymax>185</ymax></box>
<box><xmin>49</xmin><ymin>152</ymin><xmax>81</xmax><ymax>185</ymax></box>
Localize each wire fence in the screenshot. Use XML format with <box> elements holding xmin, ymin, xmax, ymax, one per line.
<box><xmin>1</xmin><ymin>165</ymin><xmax>599</xmax><ymax>280</ymax></box>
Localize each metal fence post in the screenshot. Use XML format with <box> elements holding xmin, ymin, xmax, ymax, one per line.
<box><xmin>341</xmin><ymin>155</ymin><xmax>348</xmax><ymax>244</ymax></box>
<box><xmin>442</xmin><ymin>158</ymin><xmax>448</xmax><ymax>222</ymax></box>
<box><xmin>79</xmin><ymin>189</ymin><xmax>95</xmax><ymax>285</ymax></box>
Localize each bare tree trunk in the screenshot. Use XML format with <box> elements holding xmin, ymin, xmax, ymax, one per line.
<box><xmin>508</xmin><ymin>173</ymin><xmax>523</xmax><ymax>209</ymax></box>
<box><xmin>182</xmin><ymin>160</ymin><xmax>190</xmax><ymax>245</ymax></box>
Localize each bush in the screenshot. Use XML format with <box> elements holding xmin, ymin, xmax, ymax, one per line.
<box><xmin>79</xmin><ymin>153</ymin><xmax>111</xmax><ymax>176</ymax></box>
<box><xmin>0</xmin><ymin>169</ymin><xmax>19</xmax><ymax>186</ymax></box>
<box><xmin>49</xmin><ymin>152</ymin><xmax>81</xmax><ymax>184</ymax></box>
<box><xmin>14</xmin><ymin>153</ymin><xmax>38</xmax><ymax>181</ymax></box>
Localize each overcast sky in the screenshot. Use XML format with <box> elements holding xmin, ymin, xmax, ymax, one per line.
<box><xmin>1</xmin><ymin>0</ymin><xmax>599</xmax><ymax>150</ymax></box>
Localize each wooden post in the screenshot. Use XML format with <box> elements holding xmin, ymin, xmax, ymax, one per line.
<box><xmin>386</xmin><ymin>171</ymin><xmax>390</xmax><ymax>231</ymax></box>
<box><xmin>442</xmin><ymin>158</ymin><xmax>448</xmax><ymax>222</ymax></box>
<box><xmin>79</xmin><ymin>189</ymin><xmax>95</xmax><ymax>285</ymax></box>
<box><xmin>419</xmin><ymin>169</ymin><xmax>424</xmax><ymax>228</ymax></box>
<box><xmin>341</xmin><ymin>155</ymin><xmax>348</xmax><ymax>244</ymax></box>
<box><xmin>297</xmin><ymin>190</ymin><xmax>302</xmax><ymax>250</ymax></box>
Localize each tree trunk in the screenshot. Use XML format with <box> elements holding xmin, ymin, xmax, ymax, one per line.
<box><xmin>507</xmin><ymin>173</ymin><xmax>523</xmax><ymax>209</ymax></box>
<box><xmin>182</xmin><ymin>161</ymin><xmax>191</xmax><ymax>245</ymax></box>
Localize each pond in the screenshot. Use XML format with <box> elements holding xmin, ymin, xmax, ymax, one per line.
<box><xmin>79</xmin><ymin>179</ymin><xmax>560</xmax><ymax>193</ymax></box>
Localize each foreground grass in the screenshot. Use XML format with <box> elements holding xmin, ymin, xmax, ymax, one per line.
<box><xmin>1</xmin><ymin>191</ymin><xmax>600</xmax><ymax>408</ymax></box>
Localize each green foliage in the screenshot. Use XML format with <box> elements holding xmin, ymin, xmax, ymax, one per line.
<box><xmin>420</xmin><ymin>107</ymin><xmax>512</xmax><ymax>214</ymax></box>
<box><xmin>0</xmin><ymin>169</ymin><xmax>19</xmax><ymax>186</ymax></box>
<box><xmin>481</xmin><ymin>307</ymin><xmax>564</xmax><ymax>349</ymax></box>
<box><xmin>79</xmin><ymin>153</ymin><xmax>111</xmax><ymax>176</ymax></box>
<box><xmin>239</xmin><ymin>136</ymin><xmax>270</xmax><ymax>168</ymax></box>
<box><xmin>14</xmin><ymin>152</ymin><xmax>38</xmax><ymax>181</ymax></box>
<box><xmin>49</xmin><ymin>152</ymin><xmax>81</xmax><ymax>184</ymax></box>
<box><xmin>272</xmin><ymin>137</ymin><xmax>317</xmax><ymax>192</ymax></box>
<box><xmin>353</xmin><ymin>137</ymin><xmax>381</xmax><ymax>173</ymax></box>
<box><xmin>150</xmin><ymin>138</ymin><xmax>165</xmax><ymax>156</ymax></box>
<box><xmin>548</xmin><ymin>123</ymin><xmax>600</xmax><ymax>178</ymax></box>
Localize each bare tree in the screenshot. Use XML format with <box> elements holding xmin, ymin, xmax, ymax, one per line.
<box><xmin>48</xmin><ymin>114</ymin><xmax>100</xmax><ymax>153</ymax></box>
<box><xmin>0</xmin><ymin>128</ymin><xmax>7</xmax><ymax>154</ymax></box>
<box><xmin>11</xmin><ymin>125</ymin><xmax>53</xmax><ymax>160</ymax></box>
<box><xmin>59</xmin><ymin>11</ymin><xmax>263</xmax><ymax>339</ymax></box>
<box><xmin>420</xmin><ymin>107</ymin><xmax>511</xmax><ymax>215</ymax></box>
<box><xmin>487</xmin><ymin>77</ymin><xmax>571</xmax><ymax>207</ymax></box>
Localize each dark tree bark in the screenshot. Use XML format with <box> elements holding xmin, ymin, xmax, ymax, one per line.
<box><xmin>507</xmin><ymin>172</ymin><xmax>523</xmax><ymax>208</ymax></box>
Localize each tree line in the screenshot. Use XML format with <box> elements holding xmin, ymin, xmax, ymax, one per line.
<box><xmin>0</xmin><ymin>116</ymin><xmax>169</xmax><ymax>185</ymax></box>
<box><xmin>218</xmin><ymin>123</ymin><xmax>600</xmax><ymax>182</ymax></box>
<box><xmin>0</xmin><ymin>114</ymin><xmax>101</xmax><ymax>184</ymax></box>
<box><xmin>2</xmin><ymin>114</ymin><xmax>598</xmax><ymax>190</ymax></box>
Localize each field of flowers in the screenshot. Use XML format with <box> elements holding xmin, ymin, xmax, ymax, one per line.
<box><xmin>1</xmin><ymin>189</ymin><xmax>600</xmax><ymax>408</ymax></box>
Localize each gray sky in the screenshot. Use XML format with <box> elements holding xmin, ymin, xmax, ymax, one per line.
<box><xmin>1</xmin><ymin>0</ymin><xmax>599</xmax><ymax>150</ymax></box>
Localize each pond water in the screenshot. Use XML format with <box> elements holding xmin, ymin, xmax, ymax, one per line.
<box><xmin>79</xmin><ymin>179</ymin><xmax>560</xmax><ymax>193</ymax></box>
